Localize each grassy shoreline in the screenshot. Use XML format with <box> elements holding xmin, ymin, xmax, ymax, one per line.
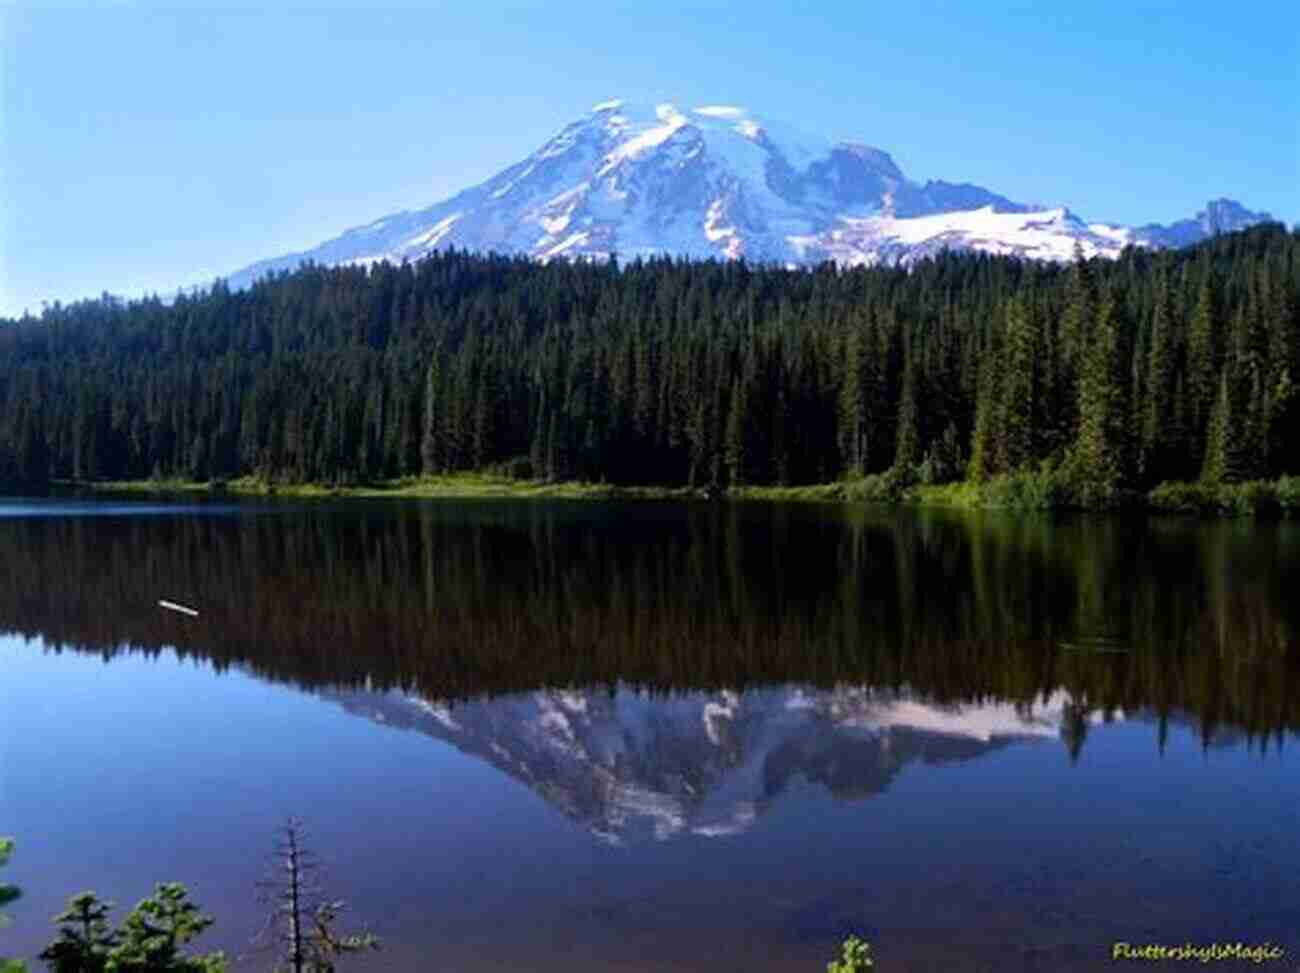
<box><xmin>80</xmin><ymin>474</ymin><xmax>702</xmax><ymax>501</ymax></box>
<box><xmin>59</xmin><ymin>471</ymin><xmax>1300</xmax><ymax>516</ymax></box>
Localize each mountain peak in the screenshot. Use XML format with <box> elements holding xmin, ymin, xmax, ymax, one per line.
<box><xmin>1199</xmin><ymin>197</ymin><xmax>1272</xmax><ymax>234</ymax></box>
<box><xmin>1130</xmin><ymin>197</ymin><xmax>1275</xmax><ymax>248</ymax></box>
<box><xmin>224</xmin><ymin>104</ymin><xmax>1274</xmax><ymax>290</ymax></box>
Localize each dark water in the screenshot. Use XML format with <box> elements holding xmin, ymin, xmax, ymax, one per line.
<box><xmin>2</xmin><ymin>498</ymin><xmax>1299</xmax><ymax>972</ymax></box>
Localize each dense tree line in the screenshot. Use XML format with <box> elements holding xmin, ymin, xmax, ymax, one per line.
<box><xmin>2</xmin><ymin>505</ymin><xmax>1295</xmax><ymax>747</ymax></box>
<box><xmin>0</xmin><ymin>225</ymin><xmax>1296</xmax><ymax>491</ymax></box>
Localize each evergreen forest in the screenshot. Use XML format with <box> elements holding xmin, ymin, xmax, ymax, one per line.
<box><xmin>1</xmin><ymin>225</ymin><xmax>1296</xmax><ymax>502</ymax></box>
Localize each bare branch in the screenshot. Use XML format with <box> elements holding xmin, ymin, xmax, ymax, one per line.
<box><xmin>253</xmin><ymin>818</ymin><xmax>378</xmax><ymax>973</ymax></box>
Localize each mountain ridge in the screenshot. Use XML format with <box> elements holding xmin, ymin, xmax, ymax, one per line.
<box><xmin>222</xmin><ymin>99</ymin><xmax>1273</xmax><ymax>288</ymax></box>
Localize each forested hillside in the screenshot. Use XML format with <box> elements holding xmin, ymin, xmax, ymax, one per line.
<box><xmin>1</xmin><ymin>225</ymin><xmax>1296</xmax><ymax>497</ymax></box>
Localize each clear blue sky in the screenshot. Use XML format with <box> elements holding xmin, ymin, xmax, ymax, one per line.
<box><xmin>3</xmin><ymin>1</ymin><xmax>1297</xmax><ymax>317</ymax></box>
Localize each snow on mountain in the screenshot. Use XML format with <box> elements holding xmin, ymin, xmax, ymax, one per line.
<box><xmin>226</xmin><ymin>101</ymin><xmax>1273</xmax><ymax>289</ymax></box>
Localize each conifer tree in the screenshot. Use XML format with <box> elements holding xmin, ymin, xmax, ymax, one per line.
<box><xmin>1140</xmin><ymin>268</ymin><xmax>1176</xmax><ymax>483</ymax></box>
<box><xmin>837</xmin><ymin>326</ymin><xmax>866</xmax><ymax>477</ymax></box>
<box><xmin>471</xmin><ymin>364</ymin><xmax>495</xmax><ymax>471</ymax></box>
<box><xmin>38</xmin><ymin>893</ymin><xmax>117</xmax><ymax>973</ymax></box>
<box><xmin>40</xmin><ymin>885</ymin><xmax>225</xmax><ymax>973</ymax></box>
<box><xmin>1240</xmin><ymin>360</ymin><xmax>1269</xmax><ymax>482</ymax></box>
<box><xmin>968</xmin><ymin>343</ymin><xmax>1002</xmax><ymax>482</ymax></box>
<box><xmin>110</xmin><ymin>884</ymin><xmax>225</xmax><ymax>973</ymax></box>
<box><xmin>1057</xmin><ymin>247</ymin><xmax>1094</xmax><ymax>441</ymax></box>
<box><xmin>1186</xmin><ymin>270</ymin><xmax>1220</xmax><ymax>446</ymax></box>
<box><xmin>725</xmin><ymin>377</ymin><xmax>749</xmax><ymax>487</ymax></box>
<box><xmin>1071</xmin><ymin>288</ymin><xmax>1131</xmax><ymax>493</ymax></box>
<box><xmin>686</xmin><ymin>388</ymin><xmax>712</xmax><ymax>489</ymax></box>
<box><xmin>1200</xmin><ymin>372</ymin><xmax>1233</xmax><ymax>484</ymax></box>
<box><xmin>529</xmin><ymin>401</ymin><xmax>548</xmax><ymax>481</ymax></box>
<box><xmin>893</xmin><ymin>356</ymin><xmax>920</xmax><ymax>473</ymax></box>
<box><xmin>1000</xmin><ymin>296</ymin><xmax>1040</xmax><ymax>471</ymax></box>
<box><xmin>771</xmin><ymin>382</ymin><xmax>790</xmax><ymax>486</ymax></box>
<box><xmin>1267</xmin><ymin>366</ymin><xmax>1295</xmax><ymax>477</ymax></box>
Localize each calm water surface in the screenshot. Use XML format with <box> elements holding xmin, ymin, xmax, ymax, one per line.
<box><xmin>2</xmin><ymin>498</ymin><xmax>1299</xmax><ymax>972</ymax></box>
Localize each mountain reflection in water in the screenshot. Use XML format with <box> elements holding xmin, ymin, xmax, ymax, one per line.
<box><xmin>326</xmin><ymin>686</ymin><xmax>1111</xmax><ymax>844</ymax></box>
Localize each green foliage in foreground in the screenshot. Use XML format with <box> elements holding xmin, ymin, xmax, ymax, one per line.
<box><xmin>1</xmin><ymin>838</ymin><xmax>23</xmax><ymax>973</ymax></box>
<box><xmin>18</xmin><ymin>820</ymin><xmax>379</xmax><ymax>973</ymax></box>
<box><xmin>827</xmin><ymin>936</ymin><xmax>874</xmax><ymax>971</ymax></box>
<box><xmin>0</xmin><ymin>839</ymin><xmax>19</xmax><ymax>916</ymax></box>
<box><xmin>297</xmin><ymin>901</ymin><xmax>380</xmax><ymax>973</ymax></box>
<box><xmin>39</xmin><ymin>884</ymin><xmax>225</xmax><ymax>973</ymax></box>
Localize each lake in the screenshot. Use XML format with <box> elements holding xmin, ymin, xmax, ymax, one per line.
<box><xmin>2</xmin><ymin>498</ymin><xmax>1298</xmax><ymax>971</ymax></box>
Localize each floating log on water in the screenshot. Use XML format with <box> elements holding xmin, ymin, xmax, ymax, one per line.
<box><xmin>1058</xmin><ymin>638</ymin><xmax>1130</xmax><ymax>655</ymax></box>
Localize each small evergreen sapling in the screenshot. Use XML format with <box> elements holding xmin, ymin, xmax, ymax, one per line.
<box><xmin>1</xmin><ymin>838</ymin><xmax>25</xmax><ymax>973</ymax></box>
<box><xmin>37</xmin><ymin>893</ymin><xmax>116</xmax><ymax>973</ymax></box>
<box><xmin>826</xmin><ymin>935</ymin><xmax>874</xmax><ymax>972</ymax></box>
<box><xmin>39</xmin><ymin>884</ymin><xmax>225</xmax><ymax>973</ymax></box>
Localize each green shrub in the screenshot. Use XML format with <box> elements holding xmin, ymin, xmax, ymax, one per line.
<box><xmin>842</xmin><ymin>467</ymin><xmax>914</xmax><ymax>503</ymax></box>
<box><xmin>1148</xmin><ymin>479</ymin><xmax>1289</xmax><ymax>517</ymax></box>
<box><xmin>1223</xmin><ymin>481</ymin><xmax>1280</xmax><ymax>516</ymax></box>
<box><xmin>1148</xmin><ymin>480</ymin><xmax>1220</xmax><ymax>514</ymax></box>
<box><xmin>981</xmin><ymin>468</ymin><xmax>1069</xmax><ymax>510</ymax></box>
<box><xmin>0</xmin><ymin>838</ymin><xmax>17</xmax><ymax>918</ymax></box>
<box><xmin>827</xmin><ymin>936</ymin><xmax>874</xmax><ymax>972</ymax></box>
<box><xmin>909</xmin><ymin>480</ymin><xmax>981</xmax><ymax>507</ymax></box>
<box><xmin>40</xmin><ymin>884</ymin><xmax>225</xmax><ymax>973</ymax></box>
<box><xmin>1</xmin><ymin>838</ymin><xmax>22</xmax><ymax>973</ymax></box>
<box><xmin>1277</xmin><ymin>475</ymin><xmax>1300</xmax><ymax>512</ymax></box>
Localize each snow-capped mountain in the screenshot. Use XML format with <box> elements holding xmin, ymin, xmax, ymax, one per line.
<box><xmin>324</xmin><ymin>685</ymin><xmax>1108</xmax><ymax>845</ymax></box>
<box><xmin>227</xmin><ymin>100</ymin><xmax>1273</xmax><ymax>288</ymax></box>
